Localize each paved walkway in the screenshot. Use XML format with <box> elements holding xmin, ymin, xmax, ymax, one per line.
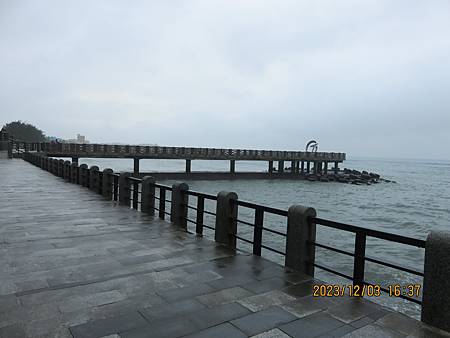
<box><xmin>0</xmin><ymin>159</ymin><xmax>448</xmax><ymax>338</ymax></box>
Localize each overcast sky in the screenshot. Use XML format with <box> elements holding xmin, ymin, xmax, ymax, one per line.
<box><xmin>1</xmin><ymin>1</ymin><xmax>449</xmax><ymax>159</ymax></box>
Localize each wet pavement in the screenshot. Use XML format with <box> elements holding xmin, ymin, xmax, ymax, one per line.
<box><xmin>1</xmin><ymin>159</ymin><xmax>449</xmax><ymax>338</ymax></box>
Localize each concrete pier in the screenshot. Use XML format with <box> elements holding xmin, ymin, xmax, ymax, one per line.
<box><xmin>1</xmin><ymin>159</ymin><xmax>447</xmax><ymax>337</ymax></box>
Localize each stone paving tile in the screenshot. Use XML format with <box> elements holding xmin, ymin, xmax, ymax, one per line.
<box><xmin>238</xmin><ymin>289</ymin><xmax>297</xmax><ymax>312</ymax></box>
<box><xmin>281</xmin><ymin>295</ymin><xmax>337</xmax><ymax>318</ymax></box>
<box><xmin>282</xmin><ymin>280</ymin><xmax>315</xmax><ymax>298</ymax></box>
<box><xmin>69</xmin><ymin>312</ymin><xmax>148</xmax><ymax>338</ymax></box>
<box><xmin>119</xmin><ymin>316</ymin><xmax>198</xmax><ymax>338</ymax></box>
<box><xmin>0</xmin><ymin>324</ymin><xmax>27</xmax><ymax>338</ymax></box>
<box><xmin>376</xmin><ymin>312</ymin><xmax>424</xmax><ymax>336</ymax></box>
<box><xmin>156</xmin><ymin>283</ymin><xmax>216</xmax><ymax>302</ymax></box>
<box><xmin>250</xmin><ymin>328</ymin><xmax>292</xmax><ymax>338</ymax></box>
<box><xmin>195</xmin><ymin>286</ymin><xmax>253</xmax><ymax>307</ymax></box>
<box><xmin>183</xmin><ymin>322</ymin><xmax>247</xmax><ymax>338</ymax></box>
<box><xmin>188</xmin><ymin>302</ymin><xmax>252</xmax><ymax>329</ymax></box>
<box><xmin>242</xmin><ymin>276</ymin><xmax>293</xmax><ymax>294</ymax></box>
<box><xmin>231</xmin><ymin>305</ymin><xmax>297</xmax><ymax>336</ymax></box>
<box><xmin>325</xmin><ymin>297</ymin><xmax>383</xmax><ymax>323</ymax></box>
<box><xmin>279</xmin><ymin>311</ymin><xmax>346</xmax><ymax>338</ymax></box>
<box><xmin>341</xmin><ymin>323</ymin><xmax>405</xmax><ymax>337</ymax></box>
<box><xmin>139</xmin><ymin>298</ymin><xmax>206</xmax><ymax>322</ymax></box>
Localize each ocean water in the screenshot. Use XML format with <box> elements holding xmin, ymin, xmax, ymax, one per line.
<box><xmin>68</xmin><ymin>156</ymin><xmax>450</xmax><ymax>318</ymax></box>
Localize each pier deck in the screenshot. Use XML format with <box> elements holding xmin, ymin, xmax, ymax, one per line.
<box><xmin>0</xmin><ymin>159</ymin><xmax>446</xmax><ymax>338</ymax></box>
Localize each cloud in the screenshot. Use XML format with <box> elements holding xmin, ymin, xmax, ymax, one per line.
<box><xmin>1</xmin><ymin>0</ymin><xmax>449</xmax><ymax>159</ymax></box>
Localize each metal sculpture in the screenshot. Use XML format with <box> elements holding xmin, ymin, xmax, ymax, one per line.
<box><xmin>306</xmin><ymin>140</ymin><xmax>318</xmax><ymax>152</ymax></box>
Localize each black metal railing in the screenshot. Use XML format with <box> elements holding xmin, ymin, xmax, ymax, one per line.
<box><xmin>22</xmin><ymin>152</ymin><xmax>426</xmax><ymax>306</ymax></box>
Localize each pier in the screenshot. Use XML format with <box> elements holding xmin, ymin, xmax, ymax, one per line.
<box><xmin>0</xmin><ymin>152</ymin><xmax>450</xmax><ymax>337</ymax></box>
<box><xmin>6</xmin><ymin>139</ymin><xmax>346</xmax><ymax>176</ymax></box>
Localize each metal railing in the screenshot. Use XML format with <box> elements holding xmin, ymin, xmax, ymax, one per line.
<box><xmin>23</xmin><ymin>152</ymin><xmax>426</xmax><ymax>307</ymax></box>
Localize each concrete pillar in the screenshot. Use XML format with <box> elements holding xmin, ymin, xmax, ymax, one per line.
<box><xmin>118</xmin><ymin>172</ymin><xmax>131</xmax><ymax>206</ymax></box>
<box><xmin>102</xmin><ymin>168</ymin><xmax>114</xmax><ymax>199</ymax></box>
<box><xmin>306</xmin><ymin>161</ymin><xmax>311</xmax><ymax>173</ymax></box>
<box><xmin>334</xmin><ymin>161</ymin><xmax>339</xmax><ymax>174</ymax></box>
<box><xmin>268</xmin><ymin>161</ymin><xmax>274</xmax><ymax>173</ymax></box>
<box><xmin>185</xmin><ymin>159</ymin><xmax>191</xmax><ymax>173</ymax></box>
<box><xmin>57</xmin><ymin>160</ymin><xmax>63</xmax><ymax>177</ymax></box>
<box><xmin>89</xmin><ymin>166</ymin><xmax>100</xmax><ymax>192</ymax></box>
<box><xmin>215</xmin><ymin>191</ymin><xmax>238</xmax><ymax>249</ymax></box>
<box><xmin>295</xmin><ymin>161</ymin><xmax>300</xmax><ymax>174</ymax></box>
<box><xmin>278</xmin><ymin>160</ymin><xmax>284</xmax><ymax>174</ymax></box>
<box><xmin>422</xmin><ymin>231</ymin><xmax>450</xmax><ymax>331</ymax></box>
<box><xmin>230</xmin><ymin>160</ymin><xmax>236</xmax><ymax>173</ymax></box>
<box><xmin>64</xmin><ymin>161</ymin><xmax>71</xmax><ymax>181</ymax></box>
<box><xmin>285</xmin><ymin>205</ymin><xmax>317</xmax><ymax>275</ymax></box>
<box><xmin>79</xmin><ymin>164</ymin><xmax>88</xmax><ymax>186</ymax></box>
<box><xmin>71</xmin><ymin>163</ymin><xmax>78</xmax><ymax>183</ymax></box>
<box><xmin>291</xmin><ymin>161</ymin><xmax>296</xmax><ymax>175</ymax></box>
<box><xmin>133</xmin><ymin>158</ymin><xmax>140</xmax><ymax>175</ymax></box>
<box><xmin>141</xmin><ymin>176</ymin><xmax>156</xmax><ymax>215</ymax></box>
<box><xmin>170</xmin><ymin>182</ymin><xmax>189</xmax><ymax>229</ymax></box>
<box><xmin>72</xmin><ymin>157</ymin><xmax>79</xmax><ymax>164</ymax></box>
<box><xmin>301</xmin><ymin>161</ymin><xmax>305</xmax><ymax>174</ymax></box>
<box><xmin>324</xmin><ymin>162</ymin><xmax>328</xmax><ymax>174</ymax></box>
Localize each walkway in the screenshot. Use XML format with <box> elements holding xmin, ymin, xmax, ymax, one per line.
<box><xmin>0</xmin><ymin>159</ymin><xmax>447</xmax><ymax>338</ymax></box>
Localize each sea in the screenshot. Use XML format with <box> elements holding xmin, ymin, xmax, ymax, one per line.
<box><xmin>67</xmin><ymin>156</ymin><xmax>450</xmax><ymax>319</ymax></box>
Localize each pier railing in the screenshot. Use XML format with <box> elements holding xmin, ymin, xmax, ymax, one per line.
<box><xmin>22</xmin><ymin>152</ymin><xmax>450</xmax><ymax>332</ymax></box>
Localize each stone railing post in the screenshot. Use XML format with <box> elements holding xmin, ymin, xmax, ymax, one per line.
<box><xmin>71</xmin><ymin>163</ymin><xmax>78</xmax><ymax>183</ymax></box>
<box><xmin>79</xmin><ymin>164</ymin><xmax>88</xmax><ymax>186</ymax></box>
<box><xmin>64</xmin><ymin>161</ymin><xmax>71</xmax><ymax>181</ymax></box>
<box><xmin>118</xmin><ymin>172</ymin><xmax>131</xmax><ymax>206</ymax></box>
<box><xmin>58</xmin><ymin>159</ymin><xmax>64</xmax><ymax>177</ymax></box>
<box><xmin>215</xmin><ymin>191</ymin><xmax>238</xmax><ymax>249</ymax></box>
<box><xmin>102</xmin><ymin>168</ymin><xmax>114</xmax><ymax>199</ymax></box>
<box><xmin>285</xmin><ymin>205</ymin><xmax>317</xmax><ymax>275</ymax></box>
<box><xmin>89</xmin><ymin>166</ymin><xmax>99</xmax><ymax>192</ymax></box>
<box><xmin>422</xmin><ymin>231</ymin><xmax>450</xmax><ymax>331</ymax></box>
<box><xmin>141</xmin><ymin>176</ymin><xmax>156</xmax><ymax>215</ymax></box>
<box><xmin>170</xmin><ymin>183</ymin><xmax>189</xmax><ymax>228</ymax></box>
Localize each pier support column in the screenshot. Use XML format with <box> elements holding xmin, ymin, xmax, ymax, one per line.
<box><xmin>334</xmin><ymin>162</ymin><xmax>339</xmax><ymax>174</ymax></box>
<box><xmin>422</xmin><ymin>231</ymin><xmax>450</xmax><ymax>331</ymax></box>
<box><xmin>268</xmin><ymin>161</ymin><xmax>274</xmax><ymax>173</ymax></box>
<box><xmin>291</xmin><ymin>161</ymin><xmax>296</xmax><ymax>175</ymax></box>
<box><xmin>301</xmin><ymin>161</ymin><xmax>305</xmax><ymax>174</ymax></box>
<box><xmin>141</xmin><ymin>176</ymin><xmax>156</xmax><ymax>215</ymax></box>
<box><xmin>72</xmin><ymin>157</ymin><xmax>79</xmax><ymax>164</ymax></box>
<box><xmin>324</xmin><ymin>162</ymin><xmax>328</xmax><ymax>174</ymax></box>
<box><xmin>185</xmin><ymin>159</ymin><xmax>191</xmax><ymax>173</ymax></box>
<box><xmin>170</xmin><ymin>182</ymin><xmax>189</xmax><ymax>229</ymax></box>
<box><xmin>306</xmin><ymin>161</ymin><xmax>311</xmax><ymax>173</ymax></box>
<box><xmin>295</xmin><ymin>161</ymin><xmax>300</xmax><ymax>174</ymax></box>
<box><xmin>230</xmin><ymin>160</ymin><xmax>235</xmax><ymax>173</ymax></box>
<box><xmin>278</xmin><ymin>161</ymin><xmax>284</xmax><ymax>174</ymax></box>
<box><xmin>215</xmin><ymin>191</ymin><xmax>238</xmax><ymax>249</ymax></box>
<box><xmin>133</xmin><ymin>158</ymin><xmax>140</xmax><ymax>175</ymax></box>
<box><xmin>285</xmin><ymin>205</ymin><xmax>317</xmax><ymax>275</ymax></box>
<box><xmin>89</xmin><ymin>166</ymin><xmax>100</xmax><ymax>193</ymax></box>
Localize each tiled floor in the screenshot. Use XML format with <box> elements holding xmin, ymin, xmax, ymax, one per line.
<box><xmin>0</xmin><ymin>159</ymin><xmax>449</xmax><ymax>338</ymax></box>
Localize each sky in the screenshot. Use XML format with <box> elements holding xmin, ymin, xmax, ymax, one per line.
<box><xmin>1</xmin><ymin>0</ymin><xmax>449</xmax><ymax>160</ymax></box>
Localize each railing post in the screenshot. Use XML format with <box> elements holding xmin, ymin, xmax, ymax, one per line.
<box><xmin>64</xmin><ymin>161</ymin><xmax>71</xmax><ymax>181</ymax></box>
<box><xmin>141</xmin><ymin>176</ymin><xmax>156</xmax><ymax>215</ymax></box>
<box><xmin>79</xmin><ymin>164</ymin><xmax>88</xmax><ymax>186</ymax></box>
<box><xmin>102</xmin><ymin>168</ymin><xmax>114</xmax><ymax>199</ymax></box>
<box><xmin>132</xmin><ymin>180</ymin><xmax>139</xmax><ymax>209</ymax></box>
<box><xmin>422</xmin><ymin>231</ymin><xmax>450</xmax><ymax>332</ymax></box>
<box><xmin>353</xmin><ymin>232</ymin><xmax>366</xmax><ymax>290</ymax></box>
<box><xmin>215</xmin><ymin>191</ymin><xmax>238</xmax><ymax>249</ymax></box>
<box><xmin>159</xmin><ymin>188</ymin><xmax>166</xmax><ymax>219</ymax></box>
<box><xmin>170</xmin><ymin>183</ymin><xmax>189</xmax><ymax>229</ymax></box>
<box><xmin>113</xmin><ymin>175</ymin><xmax>119</xmax><ymax>201</ymax></box>
<box><xmin>196</xmin><ymin>196</ymin><xmax>205</xmax><ymax>235</ymax></box>
<box><xmin>71</xmin><ymin>162</ymin><xmax>78</xmax><ymax>183</ymax></box>
<box><xmin>285</xmin><ymin>205</ymin><xmax>317</xmax><ymax>274</ymax></box>
<box><xmin>118</xmin><ymin>172</ymin><xmax>131</xmax><ymax>206</ymax></box>
<box><xmin>58</xmin><ymin>159</ymin><xmax>64</xmax><ymax>177</ymax></box>
<box><xmin>89</xmin><ymin>166</ymin><xmax>99</xmax><ymax>192</ymax></box>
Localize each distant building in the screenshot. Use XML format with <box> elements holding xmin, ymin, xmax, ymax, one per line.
<box><xmin>66</xmin><ymin>134</ymin><xmax>90</xmax><ymax>144</ymax></box>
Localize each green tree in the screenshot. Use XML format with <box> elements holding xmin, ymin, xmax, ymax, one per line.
<box><xmin>2</xmin><ymin>121</ymin><xmax>46</xmax><ymax>142</ymax></box>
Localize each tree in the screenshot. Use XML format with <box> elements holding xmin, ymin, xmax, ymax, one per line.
<box><xmin>2</xmin><ymin>121</ymin><xmax>46</xmax><ymax>142</ymax></box>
